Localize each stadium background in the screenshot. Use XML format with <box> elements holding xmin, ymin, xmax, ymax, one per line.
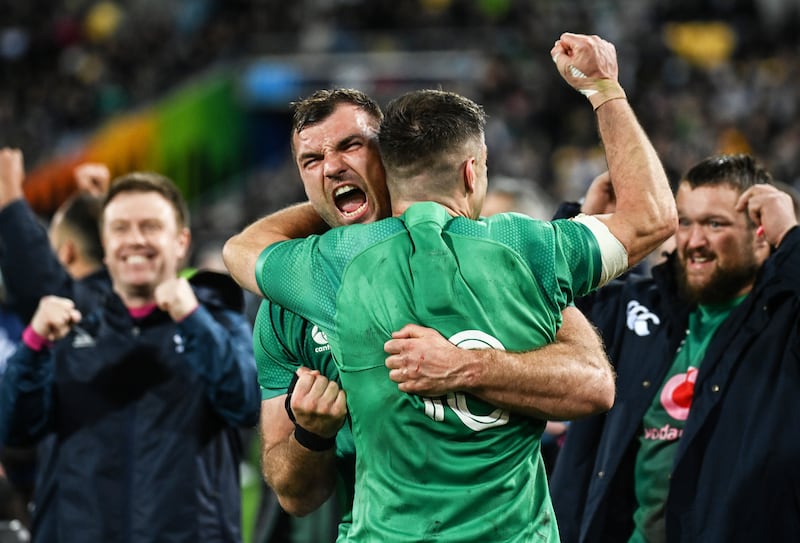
<box><xmin>2</xmin><ymin>0</ymin><xmax>800</xmax><ymax>540</ymax></box>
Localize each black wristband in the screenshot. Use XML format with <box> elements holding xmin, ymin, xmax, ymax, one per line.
<box><xmin>285</xmin><ymin>373</ymin><xmax>300</xmax><ymax>424</ymax></box>
<box><xmin>293</xmin><ymin>424</ymin><xmax>336</xmax><ymax>452</ymax></box>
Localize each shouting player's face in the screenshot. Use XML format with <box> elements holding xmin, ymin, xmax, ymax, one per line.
<box><xmin>293</xmin><ymin>103</ymin><xmax>391</xmax><ymax>227</ymax></box>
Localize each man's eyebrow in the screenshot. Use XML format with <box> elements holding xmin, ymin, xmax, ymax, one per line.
<box><xmin>297</xmin><ymin>134</ymin><xmax>364</xmax><ymax>162</ymax></box>
<box><xmin>336</xmin><ymin>134</ymin><xmax>363</xmax><ymax>149</ymax></box>
<box><xmin>297</xmin><ymin>149</ymin><xmax>323</xmax><ymax>162</ymax></box>
<box><xmin>680</xmin><ymin>213</ymin><xmax>734</xmax><ymax>223</ymax></box>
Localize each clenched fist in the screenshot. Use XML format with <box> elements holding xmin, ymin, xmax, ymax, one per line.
<box><xmin>31</xmin><ymin>296</ymin><xmax>82</xmax><ymax>342</ymax></box>
<box><xmin>155</xmin><ymin>277</ymin><xmax>199</xmax><ymax>322</ymax></box>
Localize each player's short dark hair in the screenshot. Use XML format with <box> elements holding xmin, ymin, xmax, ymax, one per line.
<box><xmin>289</xmin><ymin>88</ymin><xmax>383</xmax><ymax>153</ymax></box>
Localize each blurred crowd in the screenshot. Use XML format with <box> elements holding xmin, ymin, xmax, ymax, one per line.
<box><xmin>2</xmin><ymin>0</ymin><xmax>800</xmax><ymax>218</ymax></box>
<box><xmin>2</xmin><ymin>2</ymin><xmax>800</xmax><ymax>542</ymax></box>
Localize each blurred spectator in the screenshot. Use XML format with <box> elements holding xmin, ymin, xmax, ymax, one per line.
<box><xmin>0</xmin><ymin>271</ymin><xmax>28</xmax><ymax>543</ymax></box>
<box><xmin>0</xmin><ymin>148</ymin><xmax>260</xmax><ymax>543</ymax></box>
<box><xmin>47</xmin><ymin>192</ymin><xmax>104</xmax><ymax>280</ymax></box>
<box><xmin>0</xmin><ymin>172</ymin><xmax>107</xmax><ymax>542</ymax></box>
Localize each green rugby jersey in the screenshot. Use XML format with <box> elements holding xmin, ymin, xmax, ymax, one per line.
<box><xmin>256</xmin><ymin>202</ymin><xmax>607</xmax><ymax>542</ymax></box>
<box><xmin>253</xmin><ymin>300</ymin><xmax>356</xmax><ymax>539</ymax></box>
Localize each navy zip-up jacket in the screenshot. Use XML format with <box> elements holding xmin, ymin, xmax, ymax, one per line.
<box><xmin>0</xmin><ymin>198</ymin><xmax>260</xmax><ymax>543</ymax></box>
<box><xmin>550</xmin><ymin>225</ymin><xmax>800</xmax><ymax>543</ymax></box>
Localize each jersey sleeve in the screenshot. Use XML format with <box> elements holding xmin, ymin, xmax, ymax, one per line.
<box><xmin>252</xmin><ymin>300</ymin><xmax>305</xmax><ymax>400</ymax></box>
<box><xmin>255</xmin><ymin>237</ymin><xmax>336</xmax><ymax>332</ymax></box>
<box><xmin>549</xmin><ymin>217</ymin><xmax>608</xmax><ymax>298</ymax></box>
<box><xmin>490</xmin><ymin>213</ymin><xmax>607</xmax><ymax>305</ymax></box>
<box><xmin>254</xmin><ymin>221</ymin><xmax>404</xmax><ymax>334</ymax></box>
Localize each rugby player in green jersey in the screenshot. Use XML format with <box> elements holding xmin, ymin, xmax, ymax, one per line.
<box><xmin>226</xmin><ymin>33</ymin><xmax>675</xmax><ymax>541</ymax></box>
<box><xmin>236</xmin><ymin>88</ymin><xmax>613</xmax><ymax>540</ymax></box>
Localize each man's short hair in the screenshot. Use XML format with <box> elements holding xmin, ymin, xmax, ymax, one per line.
<box><xmin>103</xmin><ymin>172</ymin><xmax>190</xmax><ymax>229</ymax></box>
<box><xmin>55</xmin><ymin>193</ymin><xmax>104</xmax><ymax>263</ymax></box>
<box><xmin>378</xmin><ymin>89</ymin><xmax>487</xmax><ymax>180</ymax></box>
<box><xmin>289</xmin><ymin>88</ymin><xmax>383</xmax><ymax>151</ymax></box>
<box><xmin>683</xmin><ymin>154</ymin><xmax>773</xmax><ymax>193</ymax></box>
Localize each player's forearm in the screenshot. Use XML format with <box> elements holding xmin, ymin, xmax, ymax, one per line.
<box><xmin>222</xmin><ymin>228</ymin><xmax>269</xmax><ymax>294</ymax></box>
<box><xmin>460</xmin><ymin>346</ymin><xmax>615</xmax><ymax>420</ymax></box>
<box><xmin>596</xmin><ymin>99</ymin><xmax>677</xmax><ymax>266</ymax></box>
<box><xmin>262</xmin><ymin>439</ymin><xmax>338</xmax><ymax>516</ymax></box>
<box><xmin>223</xmin><ymin>202</ymin><xmax>328</xmax><ymax>294</ymax></box>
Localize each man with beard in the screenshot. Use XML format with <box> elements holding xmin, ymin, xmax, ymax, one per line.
<box><xmin>549</xmin><ymin>153</ymin><xmax>800</xmax><ymax>543</ymax></box>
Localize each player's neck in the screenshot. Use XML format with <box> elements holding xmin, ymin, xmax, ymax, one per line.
<box><xmin>392</xmin><ymin>197</ymin><xmax>469</xmax><ymax>218</ymax></box>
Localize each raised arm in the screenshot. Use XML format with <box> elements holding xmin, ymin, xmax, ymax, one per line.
<box><xmin>551</xmin><ymin>33</ymin><xmax>677</xmax><ymax>268</ymax></box>
<box><xmin>384</xmin><ymin>305</ymin><xmax>614</xmax><ymax>420</ymax></box>
<box><xmin>0</xmin><ymin>148</ymin><xmax>74</xmax><ymax>321</ymax></box>
<box><xmin>222</xmin><ymin>202</ymin><xmax>329</xmax><ymax>294</ymax></box>
<box><xmin>736</xmin><ymin>183</ymin><xmax>798</xmax><ymax>248</ymax></box>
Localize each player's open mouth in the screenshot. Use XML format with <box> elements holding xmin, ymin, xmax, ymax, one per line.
<box><xmin>334</xmin><ymin>185</ymin><xmax>368</xmax><ymax>218</ymax></box>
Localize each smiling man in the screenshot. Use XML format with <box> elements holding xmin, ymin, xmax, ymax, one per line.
<box><xmin>0</xmin><ymin>159</ymin><xmax>260</xmax><ymax>543</ymax></box>
<box><xmin>550</xmin><ymin>154</ymin><xmax>800</xmax><ymax>543</ymax></box>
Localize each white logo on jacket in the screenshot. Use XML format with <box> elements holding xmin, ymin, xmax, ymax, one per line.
<box><xmin>626</xmin><ymin>300</ymin><xmax>660</xmax><ymax>336</ymax></box>
<box><xmin>71</xmin><ymin>327</ymin><xmax>96</xmax><ymax>348</ymax></box>
<box><xmin>0</xmin><ymin>328</ymin><xmax>18</xmax><ymax>369</ymax></box>
<box><xmin>173</xmin><ymin>333</ymin><xmax>185</xmax><ymax>353</ymax></box>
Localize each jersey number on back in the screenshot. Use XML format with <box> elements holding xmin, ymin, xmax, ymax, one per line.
<box><xmin>422</xmin><ymin>330</ymin><xmax>510</xmax><ymax>431</ymax></box>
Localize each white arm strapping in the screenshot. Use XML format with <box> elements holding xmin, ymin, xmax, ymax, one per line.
<box><xmin>571</xmin><ymin>214</ymin><xmax>628</xmax><ymax>287</ymax></box>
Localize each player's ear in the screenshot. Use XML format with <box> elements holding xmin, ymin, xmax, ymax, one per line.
<box><xmin>754</xmin><ymin>225</ymin><xmax>771</xmax><ymax>261</ymax></box>
<box><xmin>59</xmin><ymin>239</ymin><xmax>77</xmax><ymax>268</ymax></box>
<box><xmin>463</xmin><ymin>156</ymin><xmax>477</xmax><ymax>194</ymax></box>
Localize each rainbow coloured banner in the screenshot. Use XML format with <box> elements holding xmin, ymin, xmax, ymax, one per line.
<box><xmin>24</xmin><ymin>74</ymin><xmax>248</xmax><ymax>216</ymax></box>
